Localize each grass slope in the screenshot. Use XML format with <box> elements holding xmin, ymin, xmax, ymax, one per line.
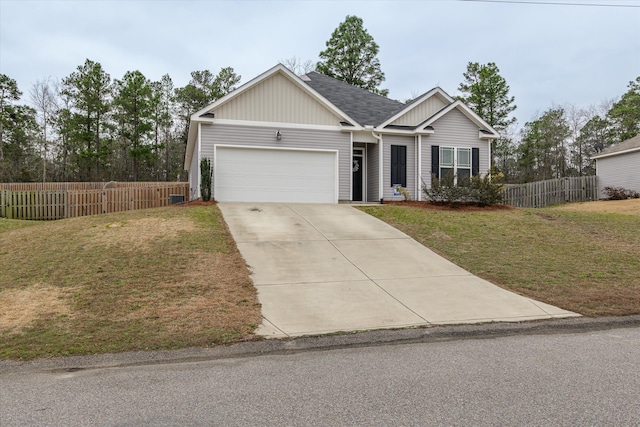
<box><xmin>360</xmin><ymin>203</ymin><xmax>640</xmax><ymax>317</ymax></box>
<box><xmin>0</xmin><ymin>206</ymin><xmax>261</xmax><ymax>360</ymax></box>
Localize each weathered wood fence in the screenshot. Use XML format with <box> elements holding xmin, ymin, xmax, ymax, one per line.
<box><xmin>0</xmin><ymin>182</ymin><xmax>190</xmax><ymax>220</ymax></box>
<box><xmin>503</xmin><ymin>176</ymin><xmax>598</xmax><ymax>208</ymax></box>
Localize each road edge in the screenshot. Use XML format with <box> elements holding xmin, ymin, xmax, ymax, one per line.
<box><xmin>2</xmin><ymin>315</ymin><xmax>640</xmax><ymax>374</ymax></box>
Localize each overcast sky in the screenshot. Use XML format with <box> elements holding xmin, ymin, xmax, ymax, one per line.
<box><xmin>1</xmin><ymin>0</ymin><xmax>639</xmax><ymax>128</ymax></box>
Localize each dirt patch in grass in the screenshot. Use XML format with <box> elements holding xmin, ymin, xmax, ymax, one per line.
<box><xmin>361</xmin><ymin>205</ymin><xmax>640</xmax><ymax>317</ymax></box>
<box><xmin>0</xmin><ymin>285</ymin><xmax>73</xmax><ymax>334</ymax></box>
<box><xmin>82</xmin><ymin>217</ymin><xmax>196</xmax><ymax>249</ymax></box>
<box><xmin>553</xmin><ymin>198</ymin><xmax>640</xmax><ymax>216</ymax></box>
<box><xmin>0</xmin><ymin>206</ymin><xmax>261</xmax><ymax>360</ymax></box>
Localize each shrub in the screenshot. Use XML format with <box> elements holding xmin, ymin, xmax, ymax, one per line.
<box><xmin>393</xmin><ymin>185</ymin><xmax>412</xmax><ymax>201</ymax></box>
<box><xmin>200</xmin><ymin>157</ymin><xmax>213</xmax><ymax>202</ymax></box>
<box><xmin>603</xmin><ymin>186</ymin><xmax>640</xmax><ymax>200</ymax></box>
<box><xmin>423</xmin><ymin>172</ymin><xmax>504</xmax><ymax>206</ymax></box>
<box><xmin>468</xmin><ymin>172</ymin><xmax>505</xmax><ymax>206</ymax></box>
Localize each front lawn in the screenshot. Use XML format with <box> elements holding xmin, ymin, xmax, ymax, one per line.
<box><xmin>360</xmin><ymin>202</ymin><xmax>640</xmax><ymax>316</ymax></box>
<box><xmin>0</xmin><ymin>205</ymin><xmax>261</xmax><ymax>360</ymax></box>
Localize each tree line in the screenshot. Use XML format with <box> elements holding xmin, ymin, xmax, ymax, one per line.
<box><xmin>1</xmin><ymin>14</ymin><xmax>638</xmax><ymax>184</ymax></box>
<box><xmin>0</xmin><ymin>61</ymin><xmax>240</xmax><ymax>183</ymax></box>
<box><xmin>456</xmin><ymin>63</ymin><xmax>639</xmax><ymax>183</ymax></box>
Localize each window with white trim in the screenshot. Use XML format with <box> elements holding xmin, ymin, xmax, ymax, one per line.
<box><xmin>440</xmin><ymin>147</ymin><xmax>471</xmax><ymax>184</ymax></box>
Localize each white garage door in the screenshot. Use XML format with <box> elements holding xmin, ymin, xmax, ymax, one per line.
<box><xmin>214</xmin><ymin>146</ymin><xmax>338</xmax><ymax>203</ymax></box>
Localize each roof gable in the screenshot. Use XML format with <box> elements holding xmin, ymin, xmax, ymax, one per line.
<box><xmin>191</xmin><ymin>65</ymin><xmax>356</xmax><ymax>126</ymax></box>
<box><xmin>417</xmin><ymin>100</ymin><xmax>499</xmax><ymax>138</ymax></box>
<box><xmin>592</xmin><ymin>134</ymin><xmax>640</xmax><ymax>159</ymax></box>
<box><xmin>301</xmin><ymin>71</ymin><xmax>403</xmax><ymax>126</ymax></box>
<box><xmin>381</xmin><ymin>88</ymin><xmax>453</xmax><ymax>128</ymax></box>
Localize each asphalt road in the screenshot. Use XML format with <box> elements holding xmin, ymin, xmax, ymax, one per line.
<box><xmin>2</xmin><ymin>326</ymin><xmax>639</xmax><ymax>426</ymax></box>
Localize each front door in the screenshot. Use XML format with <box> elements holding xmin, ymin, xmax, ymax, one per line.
<box><xmin>353</xmin><ymin>150</ymin><xmax>364</xmax><ymax>202</ymax></box>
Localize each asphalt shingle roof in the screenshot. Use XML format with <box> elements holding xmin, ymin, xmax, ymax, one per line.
<box><xmin>302</xmin><ymin>71</ymin><xmax>404</xmax><ymax>126</ymax></box>
<box><xmin>597</xmin><ymin>134</ymin><xmax>640</xmax><ymax>156</ymax></box>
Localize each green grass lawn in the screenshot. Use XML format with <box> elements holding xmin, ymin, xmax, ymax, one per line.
<box><xmin>0</xmin><ymin>206</ymin><xmax>261</xmax><ymax>360</ymax></box>
<box><xmin>360</xmin><ymin>203</ymin><xmax>640</xmax><ymax>317</ymax></box>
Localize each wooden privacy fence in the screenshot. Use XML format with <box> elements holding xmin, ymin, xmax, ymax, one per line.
<box><xmin>503</xmin><ymin>176</ymin><xmax>598</xmax><ymax>208</ymax></box>
<box><xmin>0</xmin><ymin>182</ymin><xmax>190</xmax><ymax>220</ymax></box>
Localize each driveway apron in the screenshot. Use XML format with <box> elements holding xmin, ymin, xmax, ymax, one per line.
<box><xmin>219</xmin><ymin>203</ymin><xmax>579</xmax><ymax>338</ymax></box>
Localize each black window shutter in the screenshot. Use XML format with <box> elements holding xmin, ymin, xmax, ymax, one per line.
<box><xmin>472</xmin><ymin>147</ymin><xmax>480</xmax><ymax>176</ymax></box>
<box><xmin>391</xmin><ymin>145</ymin><xmax>407</xmax><ymax>187</ymax></box>
<box><xmin>431</xmin><ymin>146</ymin><xmax>439</xmax><ymax>179</ymax></box>
<box><xmin>391</xmin><ymin>145</ymin><xmax>398</xmax><ymax>186</ymax></box>
<box><xmin>398</xmin><ymin>145</ymin><xmax>406</xmax><ymax>187</ymax></box>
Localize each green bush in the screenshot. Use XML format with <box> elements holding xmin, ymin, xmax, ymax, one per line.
<box><xmin>200</xmin><ymin>157</ymin><xmax>213</xmax><ymax>202</ymax></box>
<box><xmin>423</xmin><ymin>172</ymin><xmax>504</xmax><ymax>206</ymax></box>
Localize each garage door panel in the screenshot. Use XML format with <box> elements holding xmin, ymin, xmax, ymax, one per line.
<box><xmin>215</xmin><ymin>146</ymin><xmax>337</xmax><ymax>203</ymax></box>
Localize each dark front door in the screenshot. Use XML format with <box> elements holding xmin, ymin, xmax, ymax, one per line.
<box><xmin>352</xmin><ymin>155</ymin><xmax>363</xmax><ymax>201</ymax></box>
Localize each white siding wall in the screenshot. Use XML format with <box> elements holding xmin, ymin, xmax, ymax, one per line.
<box><xmin>213</xmin><ymin>73</ymin><xmax>342</xmax><ymax>125</ymax></box>
<box><xmin>200</xmin><ymin>123</ymin><xmax>351</xmax><ymax>201</ymax></box>
<box><xmin>596</xmin><ymin>151</ymin><xmax>640</xmax><ymax>196</ymax></box>
<box><xmin>421</xmin><ymin>108</ymin><xmax>490</xmax><ymax>188</ymax></box>
<box><xmin>367</xmin><ymin>143</ymin><xmax>379</xmax><ymax>202</ymax></box>
<box><xmin>382</xmin><ymin>135</ymin><xmax>416</xmax><ymax>201</ymax></box>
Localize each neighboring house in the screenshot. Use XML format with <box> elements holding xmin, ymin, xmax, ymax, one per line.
<box><xmin>184</xmin><ymin>64</ymin><xmax>498</xmax><ymax>203</ymax></box>
<box><xmin>592</xmin><ymin>134</ymin><xmax>640</xmax><ymax>197</ymax></box>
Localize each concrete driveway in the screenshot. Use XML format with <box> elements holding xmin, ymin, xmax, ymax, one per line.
<box><xmin>219</xmin><ymin>203</ymin><xmax>579</xmax><ymax>338</ymax></box>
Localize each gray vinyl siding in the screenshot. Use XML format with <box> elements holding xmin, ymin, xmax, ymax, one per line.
<box><xmin>367</xmin><ymin>143</ymin><xmax>379</xmax><ymax>202</ymax></box>
<box><xmin>382</xmin><ymin>135</ymin><xmax>416</xmax><ymax>201</ymax></box>
<box><xmin>596</xmin><ymin>151</ymin><xmax>640</xmax><ymax>197</ymax></box>
<box><xmin>421</xmin><ymin>108</ymin><xmax>490</xmax><ymax>189</ymax></box>
<box><xmin>200</xmin><ymin>123</ymin><xmax>351</xmax><ymax>201</ymax></box>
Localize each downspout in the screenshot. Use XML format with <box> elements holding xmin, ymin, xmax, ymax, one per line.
<box><xmin>371</xmin><ymin>130</ymin><xmax>383</xmax><ymax>202</ymax></box>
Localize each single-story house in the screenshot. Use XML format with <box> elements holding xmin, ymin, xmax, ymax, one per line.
<box><xmin>592</xmin><ymin>134</ymin><xmax>640</xmax><ymax>197</ymax></box>
<box><xmin>184</xmin><ymin>64</ymin><xmax>498</xmax><ymax>203</ymax></box>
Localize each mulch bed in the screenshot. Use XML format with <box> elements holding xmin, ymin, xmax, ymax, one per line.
<box><xmin>172</xmin><ymin>199</ymin><xmax>218</xmax><ymax>207</ymax></box>
<box><xmin>382</xmin><ymin>200</ymin><xmax>516</xmax><ymax>212</ymax></box>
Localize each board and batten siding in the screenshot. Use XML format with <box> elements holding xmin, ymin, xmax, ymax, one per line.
<box><xmin>596</xmin><ymin>151</ymin><xmax>640</xmax><ymax>196</ymax></box>
<box><xmin>421</xmin><ymin>108</ymin><xmax>490</xmax><ymax>189</ymax></box>
<box><xmin>389</xmin><ymin>96</ymin><xmax>447</xmax><ymax>126</ymax></box>
<box><xmin>212</xmin><ymin>73</ymin><xmax>342</xmax><ymax>126</ymax></box>
<box><xmin>199</xmin><ymin>123</ymin><xmax>351</xmax><ymax>201</ymax></box>
<box><xmin>382</xmin><ymin>135</ymin><xmax>416</xmax><ymax>201</ymax></box>
<box><xmin>367</xmin><ymin>143</ymin><xmax>380</xmax><ymax>202</ymax></box>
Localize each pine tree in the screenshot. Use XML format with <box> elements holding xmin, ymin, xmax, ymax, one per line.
<box><xmin>316</xmin><ymin>15</ymin><xmax>388</xmax><ymax>96</ymax></box>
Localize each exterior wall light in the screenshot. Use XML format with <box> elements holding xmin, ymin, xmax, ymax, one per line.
<box><xmin>276</xmin><ymin>130</ymin><xmax>282</xmax><ymax>141</ymax></box>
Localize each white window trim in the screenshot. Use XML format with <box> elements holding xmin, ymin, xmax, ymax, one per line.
<box><xmin>440</xmin><ymin>146</ymin><xmax>471</xmax><ymax>185</ymax></box>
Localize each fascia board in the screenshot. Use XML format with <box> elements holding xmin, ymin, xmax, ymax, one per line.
<box><xmin>183</xmin><ymin>122</ymin><xmax>200</xmax><ymax>170</ymax></box>
<box><xmin>203</xmin><ymin>118</ymin><xmax>352</xmax><ymax>132</ymax></box>
<box><xmin>373</xmin><ymin>128</ymin><xmax>434</xmax><ymax>136</ymax></box>
<box><xmin>592</xmin><ymin>146</ymin><xmax>640</xmax><ymax>160</ymax></box>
